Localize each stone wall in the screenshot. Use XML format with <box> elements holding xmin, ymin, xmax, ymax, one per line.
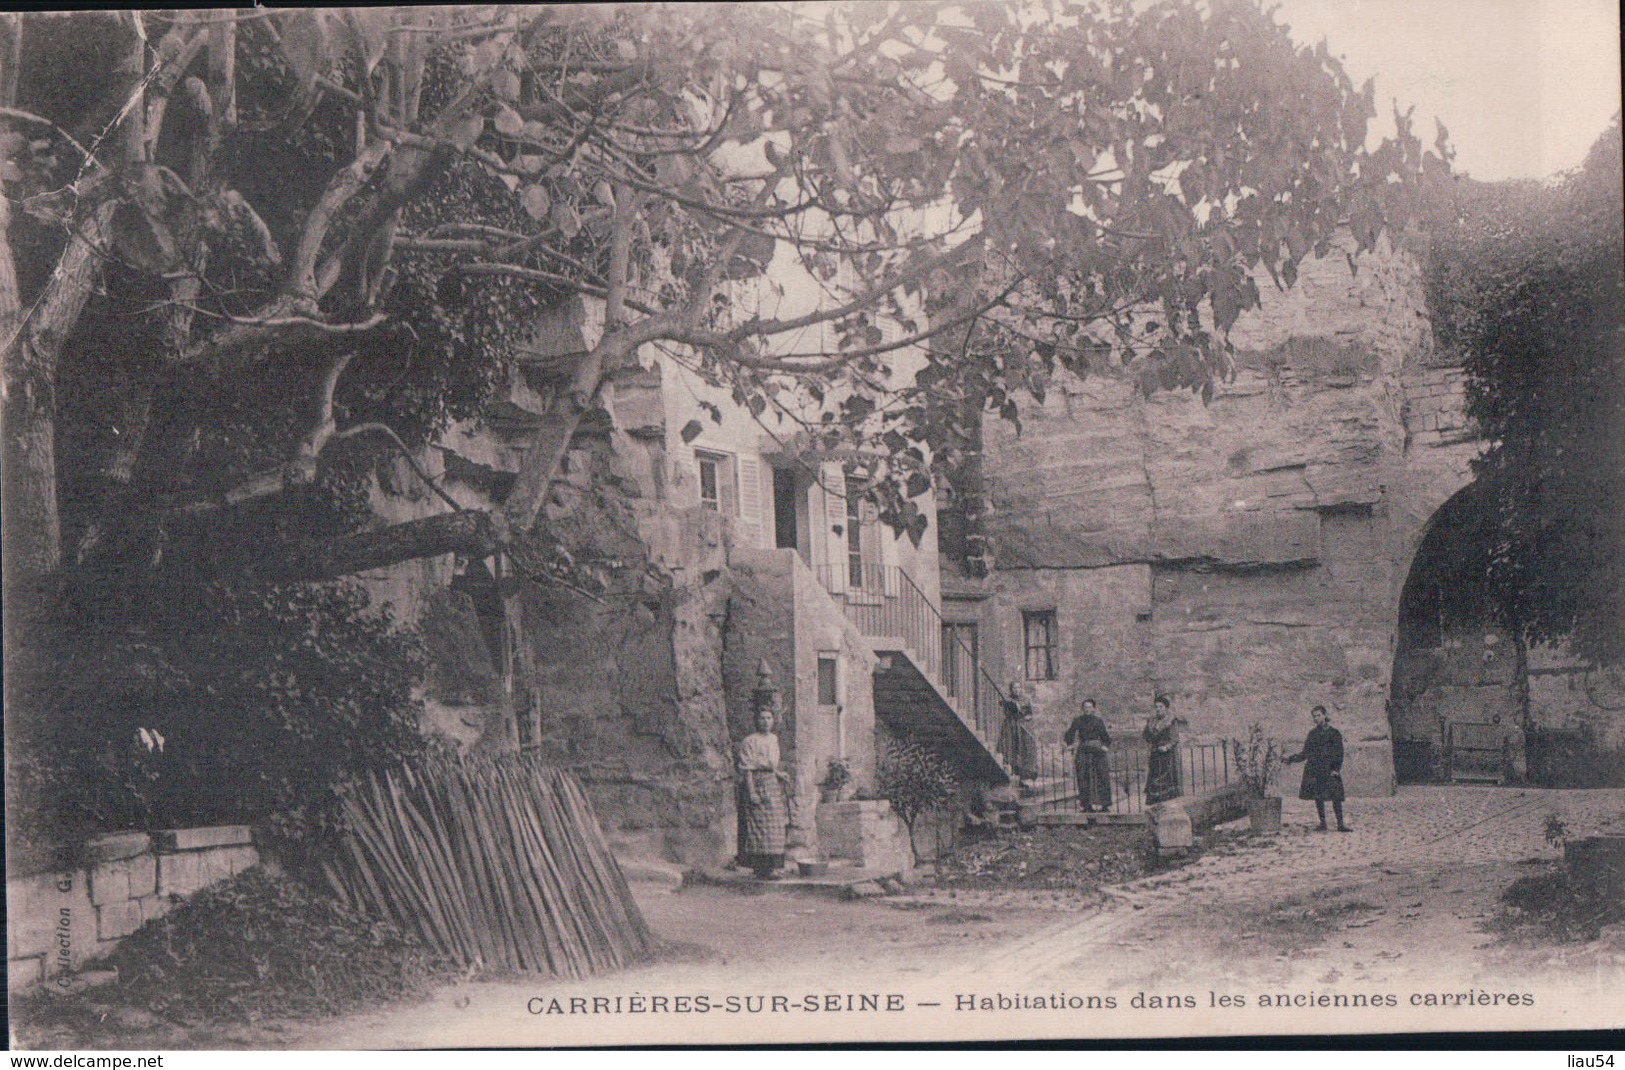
<box><xmin>7</xmin><ymin>826</ymin><xmax>257</xmax><ymax>991</ymax></box>
<box><xmin>965</xmin><ymin>238</ymin><xmax>1484</xmax><ymax>795</ymax></box>
<box><xmin>1527</xmin><ymin>650</ymin><xmax>1625</xmax><ymax>751</ymax></box>
<box><xmin>814</xmin><ymin>801</ymin><xmax>913</xmax><ymax>876</ymax></box>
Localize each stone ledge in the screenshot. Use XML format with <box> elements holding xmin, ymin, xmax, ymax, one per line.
<box><xmin>156</xmin><ymin>825</ymin><xmax>253</xmax><ymax>852</ymax></box>
<box><xmin>85</xmin><ymin>832</ymin><xmax>152</xmax><ymax>864</ymax></box>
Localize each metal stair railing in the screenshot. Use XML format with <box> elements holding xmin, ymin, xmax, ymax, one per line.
<box><xmin>816</xmin><ymin>563</ymin><xmax>1008</xmax><ymax>753</ymax></box>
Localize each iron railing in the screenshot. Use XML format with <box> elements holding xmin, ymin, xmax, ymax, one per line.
<box><xmin>1027</xmin><ymin>739</ymin><xmax>1238</xmax><ymax>815</ymax></box>
<box><xmin>815</xmin><ymin>562</ymin><xmax>1007</xmax><ymax>750</ymax></box>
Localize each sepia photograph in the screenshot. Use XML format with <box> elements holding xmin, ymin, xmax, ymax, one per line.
<box><xmin>3</xmin><ymin>0</ymin><xmax>1621</xmax><ymax>1052</ymax></box>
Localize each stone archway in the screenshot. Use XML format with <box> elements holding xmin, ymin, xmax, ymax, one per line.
<box><xmin>1386</xmin><ymin>483</ymin><xmax>1523</xmax><ymax>783</ymax></box>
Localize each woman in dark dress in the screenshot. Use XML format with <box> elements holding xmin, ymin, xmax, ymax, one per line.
<box><xmin>1142</xmin><ymin>694</ymin><xmax>1186</xmax><ymax>805</ymax></box>
<box><xmin>1064</xmin><ymin>698</ymin><xmax>1113</xmax><ymax>812</ymax></box>
<box><xmin>999</xmin><ymin>680</ymin><xmax>1039</xmax><ymax>781</ymax></box>
<box><xmin>1284</xmin><ymin>705</ymin><xmax>1350</xmax><ymax>832</ymax></box>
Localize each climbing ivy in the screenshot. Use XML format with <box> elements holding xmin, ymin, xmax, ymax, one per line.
<box><xmin>1422</xmin><ymin>118</ymin><xmax>1624</xmax><ymax>666</ymax></box>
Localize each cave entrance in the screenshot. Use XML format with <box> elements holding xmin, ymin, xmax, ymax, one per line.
<box><xmin>1388</xmin><ymin>484</ymin><xmax>1527</xmax><ymax>784</ymax></box>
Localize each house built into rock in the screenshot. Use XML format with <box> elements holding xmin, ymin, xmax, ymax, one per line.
<box><xmin>358</xmin><ymin>233</ymin><xmax>1620</xmax><ymax>884</ymax></box>
<box><xmin>362</xmin><ymin>288</ymin><xmax>1009</xmax><ymax>874</ymax></box>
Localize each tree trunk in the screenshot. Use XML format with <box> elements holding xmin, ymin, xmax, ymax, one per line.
<box><xmin>2</xmin><ymin>199</ymin><xmax>116</xmax><ymax>607</ymax></box>
<box><xmin>255</xmin><ymin>509</ymin><xmax>504</xmax><ymax>584</ymax></box>
<box><xmin>3</xmin><ymin>13</ymin><xmax>140</xmax><ymax>625</ymax></box>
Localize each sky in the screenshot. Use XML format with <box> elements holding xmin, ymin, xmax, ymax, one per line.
<box><xmin>1270</xmin><ymin>0</ymin><xmax>1622</xmax><ymax>181</ymax></box>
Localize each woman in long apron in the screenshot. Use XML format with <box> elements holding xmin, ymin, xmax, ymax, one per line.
<box><xmin>735</xmin><ymin>704</ymin><xmax>791</xmax><ymax>878</ymax></box>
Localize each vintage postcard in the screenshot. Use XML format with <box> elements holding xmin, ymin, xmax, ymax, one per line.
<box><xmin>4</xmin><ymin>0</ymin><xmax>1621</xmax><ymax>1051</ymax></box>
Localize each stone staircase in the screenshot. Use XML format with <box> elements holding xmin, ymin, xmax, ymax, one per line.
<box><xmin>817</xmin><ymin>564</ymin><xmax>1010</xmax><ymax>785</ymax></box>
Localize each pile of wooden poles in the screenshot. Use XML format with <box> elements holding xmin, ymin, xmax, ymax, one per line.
<box><xmin>324</xmin><ymin>751</ymin><xmax>653</xmax><ymax>978</ymax></box>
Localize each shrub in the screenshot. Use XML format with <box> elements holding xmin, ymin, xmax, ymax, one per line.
<box><xmin>877</xmin><ymin>740</ymin><xmax>960</xmax><ymax>860</ymax></box>
<box><xmin>5</xmin><ymin>579</ymin><xmax>427</xmax><ymax>867</ymax></box>
<box><xmin>1228</xmin><ymin>723</ymin><xmax>1283</xmax><ymax>798</ymax></box>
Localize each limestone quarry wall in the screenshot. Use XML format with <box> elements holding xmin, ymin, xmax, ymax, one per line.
<box><xmin>970</xmin><ymin>238</ymin><xmax>1484</xmax><ymax>794</ymax></box>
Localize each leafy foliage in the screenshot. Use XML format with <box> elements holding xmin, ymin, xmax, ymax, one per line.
<box><xmin>877</xmin><ymin>739</ymin><xmax>960</xmax><ymax>859</ymax></box>
<box><xmin>1228</xmin><ymin>723</ymin><xmax>1283</xmax><ymax>798</ymax></box>
<box><xmin>1500</xmin><ymin>865</ymin><xmax>1625</xmax><ymax>943</ymax></box>
<box><xmin>1422</xmin><ymin>117</ymin><xmax>1625</xmax><ymax>665</ymax></box>
<box><xmin>6</xmin><ymin>3</ymin><xmax>1438</xmax><ymax>583</ymax></box>
<box><xmin>5</xmin><ymin>579</ymin><xmax>426</xmax><ymax>861</ymax></box>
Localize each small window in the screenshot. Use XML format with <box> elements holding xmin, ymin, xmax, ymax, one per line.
<box><xmin>695</xmin><ymin>451</ymin><xmax>736</xmax><ymax>515</ymax></box>
<box><xmin>698</xmin><ymin>455</ymin><xmax>720</xmax><ymax>510</ymax></box>
<box><xmin>1023</xmin><ymin>610</ymin><xmax>1058</xmax><ymax>681</ymax></box>
<box><xmin>817</xmin><ymin>655</ymin><xmax>839</xmax><ymax>706</ymax></box>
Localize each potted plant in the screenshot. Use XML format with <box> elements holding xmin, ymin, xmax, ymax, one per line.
<box><xmin>1230</xmin><ymin>724</ymin><xmax>1283</xmax><ymax>835</ymax></box>
<box><xmin>818</xmin><ymin>757</ymin><xmax>854</xmax><ymax>803</ymax></box>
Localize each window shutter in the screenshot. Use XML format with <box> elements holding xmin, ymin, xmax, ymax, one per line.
<box><xmin>737</xmin><ymin>454</ymin><xmax>763</xmax><ymax>547</ymax></box>
<box><xmin>670</xmin><ymin>440</ymin><xmax>695</xmax><ymax>504</ymax></box>
<box><xmin>718</xmin><ymin>454</ymin><xmax>739</xmax><ymax>517</ymax></box>
<box><xmin>879</xmin><ymin>508</ymin><xmax>900</xmax><ymax>596</ymax></box>
<box><xmin>820</xmin><ymin>462</ymin><xmax>847</xmax><ymax>593</ymax></box>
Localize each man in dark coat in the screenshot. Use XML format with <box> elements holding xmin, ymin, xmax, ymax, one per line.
<box><xmin>1284</xmin><ymin>705</ymin><xmax>1350</xmax><ymax>831</ymax></box>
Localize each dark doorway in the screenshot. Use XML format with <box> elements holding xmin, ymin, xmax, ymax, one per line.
<box><xmin>1389</xmin><ymin>484</ymin><xmax>1516</xmax><ymax>784</ymax></box>
<box><xmin>773</xmin><ymin>466</ymin><xmax>799</xmax><ymax>550</ymax></box>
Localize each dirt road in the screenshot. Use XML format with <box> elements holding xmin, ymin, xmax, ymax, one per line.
<box><xmin>289</xmin><ymin>786</ymin><xmax>1625</xmax><ymax>1047</ymax></box>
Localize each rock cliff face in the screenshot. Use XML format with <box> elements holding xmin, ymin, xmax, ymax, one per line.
<box><xmin>965</xmin><ymin>238</ymin><xmax>1484</xmax><ymax>794</ymax></box>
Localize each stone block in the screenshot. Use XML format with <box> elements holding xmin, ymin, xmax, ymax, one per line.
<box><xmin>1183</xmin><ymin>781</ymin><xmax>1250</xmax><ymax>833</ymax></box>
<box><xmin>224</xmin><ymin>845</ymin><xmax>260</xmax><ymax>876</ymax></box>
<box><xmin>1149</xmin><ymin>801</ymin><xmax>1194</xmax><ymax>853</ymax></box>
<box><xmin>815</xmin><ymin>800</ymin><xmax>911</xmax><ymax>875</ymax></box>
<box><xmin>85</xmin><ymin>831</ymin><xmax>152</xmax><ymax>864</ymax></box>
<box><xmin>157</xmin><ymin>851</ymin><xmax>206</xmax><ymax>898</ymax></box>
<box><xmin>156</xmin><ymin>825</ymin><xmax>253</xmax><ymax>852</ymax></box>
<box><xmin>1153</xmin><ymin>511</ymin><xmax>1320</xmax><ymax>567</ymax></box>
<box><xmin>8</xmin><ymin>871</ymin><xmax>97</xmax><ymax>971</ymax></box>
<box><xmin>88</xmin><ymin>852</ymin><xmax>130</xmax><ymax>904</ymax></box>
<box><xmin>96</xmin><ymin>900</ymin><xmax>144</xmax><ymax>942</ymax></box>
<box><xmin>137</xmin><ymin>894</ymin><xmax>174</xmax><ymax>924</ymax></box>
<box><xmin>195</xmin><ymin>847</ymin><xmax>238</xmax><ymax>885</ymax></box>
<box><xmin>127</xmin><ymin>853</ymin><xmax>159</xmax><ymax>898</ymax></box>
